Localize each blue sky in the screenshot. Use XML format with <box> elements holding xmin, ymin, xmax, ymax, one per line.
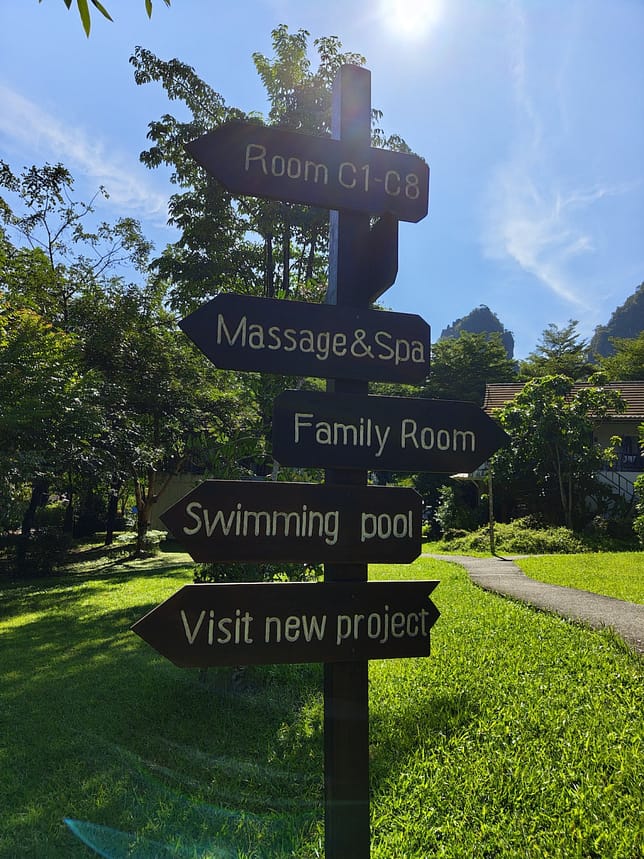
<box><xmin>1</xmin><ymin>0</ymin><xmax>642</xmax><ymax>360</ymax></box>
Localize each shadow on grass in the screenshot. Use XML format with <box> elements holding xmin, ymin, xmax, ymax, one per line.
<box><xmin>1</xmin><ymin>576</ymin><xmax>324</xmax><ymax>858</ymax></box>
<box><xmin>0</xmin><ymin>550</ymin><xmax>195</xmax><ymax>595</ymax></box>
<box><xmin>368</xmin><ymin>686</ymin><xmax>478</xmax><ymax>792</ymax></box>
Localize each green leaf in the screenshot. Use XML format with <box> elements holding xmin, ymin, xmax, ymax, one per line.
<box><xmin>76</xmin><ymin>0</ymin><xmax>91</xmax><ymax>36</ymax></box>
<box><xmin>145</xmin><ymin>0</ymin><xmax>153</xmax><ymax>17</ymax></box>
<box><xmin>91</xmin><ymin>0</ymin><xmax>114</xmax><ymax>22</ymax></box>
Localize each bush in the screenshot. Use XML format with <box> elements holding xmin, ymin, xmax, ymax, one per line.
<box><xmin>433</xmin><ymin>485</ymin><xmax>483</xmax><ymax>534</ymax></box>
<box><xmin>195</xmin><ymin>560</ymin><xmax>322</xmax><ymax>584</ymax></box>
<box><xmin>112</xmin><ymin>529</ymin><xmax>167</xmax><ymax>557</ymax></box>
<box><xmin>633</xmin><ymin>473</ymin><xmax>644</xmax><ymax>546</ymax></box>
<box><xmin>140</xmin><ymin>529</ymin><xmax>166</xmax><ymax>557</ymax></box>
<box><xmin>12</xmin><ymin>528</ymin><xmax>73</xmax><ymax>577</ymax></box>
<box><xmin>34</xmin><ymin>503</ymin><xmax>67</xmax><ymax>529</ymax></box>
<box><xmin>436</xmin><ymin>517</ymin><xmax>586</xmax><ymax>554</ymax></box>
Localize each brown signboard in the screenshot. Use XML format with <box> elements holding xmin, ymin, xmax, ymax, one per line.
<box><xmin>186</xmin><ymin>122</ymin><xmax>429</xmax><ymax>223</ymax></box>
<box><xmin>179</xmin><ymin>294</ymin><xmax>430</xmax><ymax>384</ymax></box>
<box><xmin>160</xmin><ymin>480</ymin><xmax>423</xmax><ymax>564</ymax></box>
<box><xmin>131</xmin><ymin>580</ymin><xmax>440</xmax><ymax>668</ymax></box>
<box><xmin>272</xmin><ymin>390</ymin><xmax>510</xmax><ymax>473</ymax></box>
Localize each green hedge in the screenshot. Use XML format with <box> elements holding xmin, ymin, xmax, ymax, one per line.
<box><xmin>436</xmin><ymin>517</ymin><xmax>586</xmax><ymax>554</ymax></box>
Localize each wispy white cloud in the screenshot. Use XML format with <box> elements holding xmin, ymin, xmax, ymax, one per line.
<box><xmin>0</xmin><ymin>82</ymin><xmax>170</xmax><ymax>225</ymax></box>
<box><xmin>483</xmin><ymin>160</ymin><xmax>632</xmax><ymax>308</ymax></box>
<box><xmin>481</xmin><ymin>1</ymin><xmax>636</xmax><ymax>310</ymax></box>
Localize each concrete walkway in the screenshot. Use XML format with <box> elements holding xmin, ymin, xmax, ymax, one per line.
<box><xmin>427</xmin><ymin>554</ymin><xmax>644</xmax><ymax>655</ymax></box>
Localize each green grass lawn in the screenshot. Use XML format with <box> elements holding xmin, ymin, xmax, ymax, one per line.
<box><xmin>514</xmin><ymin>552</ymin><xmax>644</xmax><ymax>605</ymax></box>
<box><xmin>0</xmin><ymin>553</ymin><xmax>642</xmax><ymax>857</ymax></box>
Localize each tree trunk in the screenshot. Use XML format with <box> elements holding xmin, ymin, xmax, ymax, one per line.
<box><xmin>104</xmin><ymin>478</ymin><xmax>122</xmax><ymax>546</ymax></box>
<box><xmin>264</xmin><ymin>233</ymin><xmax>274</xmax><ymax>298</ymax></box>
<box><xmin>305</xmin><ymin>226</ymin><xmax>318</xmax><ymax>283</ymax></box>
<box><xmin>21</xmin><ymin>480</ymin><xmax>47</xmax><ymax>535</ymax></box>
<box><xmin>553</xmin><ymin>445</ymin><xmax>570</xmax><ymax>527</ymax></box>
<box><xmin>16</xmin><ymin>479</ymin><xmax>48</xmax><ymax>573</ymax></box>
<box><xmin>131</xmin><ymin>469</ymin><xmax>147</xmax><ymax>557</ymax></box>
<box><xmin>281</xmin><ymin>206</ymin><xmax>291</xmax><ymax>295</ymax></box>
<box><xmin>62</xmin><ymin>475</ymin><xmax>74</xmax><ymax>535</ymax></box>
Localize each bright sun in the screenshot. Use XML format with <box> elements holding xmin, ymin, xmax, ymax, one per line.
<box><xmin>378</xmin><ymin>0</ymin><xmax>444</xmax><ymax>41</ymax></box>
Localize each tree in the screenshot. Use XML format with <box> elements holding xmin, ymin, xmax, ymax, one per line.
<box><xmin>492</xmin><ymin>375</ymin><xmax>625</xmax><ymax>528</ymax></box>
<box><xmin>1</xmin><ymin>160</ymin><xmax>239</xmax><ymax>553</ymax></box>
<box><xmin>41</xmin><ymin>0</ymin><xmax>171</xmax><ymax>37</ymax></box>
<box><xmin>0</xmin><ymin>294</ymin><xmax>104</xmax><ymax>569</ymax></box>
<box><xmin>597</xmin><ymin>332</ymin><xmax>644</xmax><ymax>380</ymax></box>
<box><xmin>0</xmin><ymin>160</ymin><xmax>152</xmax><ymax>327</ymax></box>
<box><xmin>130</xmin><ymin>27</ymin><xmax>407</xmax><ymax>314</ymax></box>
<box><xmin>519</xmin><ymin>319</ymin><xmax>591</xmax><ymax>380</ymax></box>
<box><xmin>70</xmin><ymin>277</ymin><xmax>251</xmax><ymax>553</ymax></box>
<box><xmin>0</xmin><ymin>161</ymin><xmax>160</xmax><ymax>541</ymax></box>
<box><xmin>422</xmin><ymin>331</ymin><xmax>517</xmax><ymax>404</ymax></box>
<box><xmin>129</xmin><ymin>28</ymin><xmax>412</xmax><ymax>483</ymax></box>
<box><xmin>0</xmin><ymin>158</ymin><xmax>258</xmax><ymax>559</ymax></box>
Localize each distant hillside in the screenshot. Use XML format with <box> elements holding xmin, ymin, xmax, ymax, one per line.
<box><xmin>440</xmin><ymin>305</ymin><xmax>514</xmax><ymax>358</ymax></box>
<box><xmin>590</xmin><ymin>281</ymin><xmax>644</xmax><ymax>358</ymax></box>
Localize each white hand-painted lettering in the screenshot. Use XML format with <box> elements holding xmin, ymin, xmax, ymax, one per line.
<box><xmin>374</xmin><ymin>423</ymin><xmax>391</xmax><ymax>458</ymax></box>
<box><xmin>294</xmin><ymin>414</ymin><xmax>390</xmax><ymax>457</ymax></box>
<box><xmin>183</xmin><ymin>500</ymin><xmax>339</xmax><ymax>545</ymax></box>
<box><xmin>180</xmin><ymin>608</ymin><xmax>254</xmax><ymax>646</ymax></box>
<box><xmin>179</xmin><ymin>606</ymin><xmax>432</xmax><ymax>650</ymax></box>
<box><xmin>215</xmin><ymin>312</ymin><xmax>427</xmax><ymax>367</ymax></box>
<box><xmin>264</xmin><ymin>613</ymin><xmax>328</xmax><ymax>644</ymax></box>
<box><xmin>360</xmin><ymin>510</ymin><xmax>414</xmax><ymax>542</ymax></box>
<box><xmin>400</xmin><ymin>419</ymin><xmax>476</xmax><ymax>452</ymax></box>
<box><xmin>335</xmin><ymin>605</ymin><xmax>434</xmax><ymax>646</ymax></box>
<box><xmin>244</xmin><ymin>143</ymin><xmax>421</xmax><ymax>201</ymax></box>
<box><xmin>245</xmin><ymin>143</ymin><xmax>329</xmax><ymax>185</ymax></box>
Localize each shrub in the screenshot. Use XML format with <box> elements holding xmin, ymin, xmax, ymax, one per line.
<box><xmin>633</xmin><ymin>473</ymin><xmax>644</xmax><ymax>546</ymax></box>
<box><xmin>12</xmin><ymin>528</ymin><xmax>73</xmax><ymax>577</ymax></box>
<box><xmin>433</xmin><ymin>485</ymin><xmax>482</xmax><ymax>534</ymax></box>
<box><xmin>436</xmin><ymin>517</ymin><xmax>586</xmax><ymax>554</ymax></box>
<box><xmin>140</xmin><ymin>530</ymin><xmax>166</xmax><ymax>557</ymax></box>
<box><xmin>195</xmin><ymin>560</ymin><xmax>321</xmax><ymax>584</ymax></box>
<box><xmin>112</xmin><ymin>529</ymin><xmax>166</xmax><ymax>557</ymax></box>
<box><xmin>34</xmin><ymin>503</ymin><xmax>67</xmax><ymax>529</ymax></box>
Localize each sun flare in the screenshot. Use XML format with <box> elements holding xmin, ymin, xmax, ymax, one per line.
<box><xmin>378</xmin><ymin>0</ymin><xmax>444</xmax><ymax>41</ymax></box>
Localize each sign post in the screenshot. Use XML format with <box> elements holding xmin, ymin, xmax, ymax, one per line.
<box><xmin>131</xmin><ymin>61</ymin><xmax>509</xmax><ymax>859</ymax></box>
<box><xmin>322</xmin><ymin>64</ymin><xmax>373</xmax><ymax>859</ymax></box>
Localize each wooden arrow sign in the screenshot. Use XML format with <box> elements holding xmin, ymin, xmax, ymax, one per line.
<box><xmin>131</xmin><ymin>580</ymin><xmax>440</xmax><ymax>668</ymax></box>
<box><xmin>179</xmin><ymin>294</ymin><xmax>430</xmax><ymax>384</ymax></box>
<box><xmin>272</xmin><ymin>391</ymin><xmax>510</xmax><ymax>473</ymax></box>
<box><xmin>160</xmin><ymin>480</ymin><xmax>423</xmax><ymax>564</ymax></box>
<box><xmin>186</xmin><ymin>121</ymin><xmax>429</xmax><ymax>223</ymax></box>
<box><xmin>325</xmin><ymin>213</ymin><xmax>399</xmax><ymax>307</ymax></box>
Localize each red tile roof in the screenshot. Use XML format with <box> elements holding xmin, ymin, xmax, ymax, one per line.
<box><xmin>483</xmin><ymin>381</ymin><xmax>644</xmax><ymax>420</ymax></box>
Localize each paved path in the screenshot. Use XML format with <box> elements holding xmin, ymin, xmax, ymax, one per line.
<box><xmin>427</xmin><ymin>554</ymin><xmax>644</xmax><ymax>655</ymax></box>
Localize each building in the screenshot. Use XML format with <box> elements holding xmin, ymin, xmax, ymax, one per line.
<box><xmin>483</xmin><ymin>381</ymin><xmax>644</xmax><ymax>501</ymax></box>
